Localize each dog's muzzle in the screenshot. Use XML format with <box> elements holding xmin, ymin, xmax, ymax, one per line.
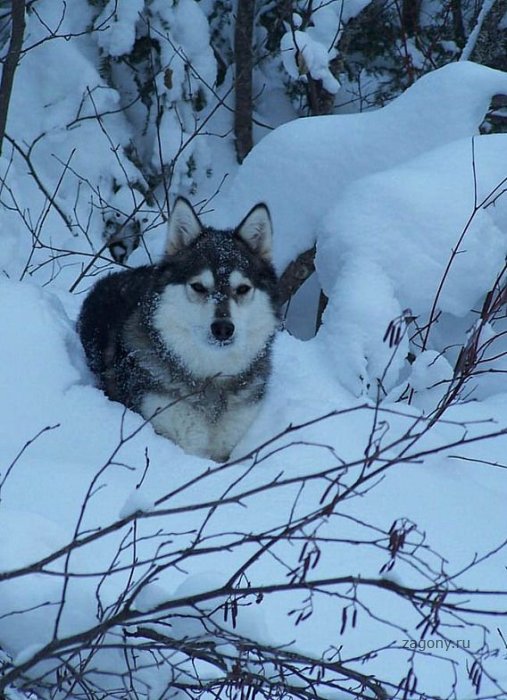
<box><xmin>210</xmin><ymin>319</ymin><xmax>235</xmax><ymax>343</ymax></box>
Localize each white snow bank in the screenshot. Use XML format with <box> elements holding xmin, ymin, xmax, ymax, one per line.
<box><xmin>0</xmin><ymin>280</ymin><xmax>82</xmax><ymax>434</ymax></box>
<box><xmin>315</xmin><ymin>134</ymin><xmax>507</xmax><ymax>396</ymax></box>
<box><xmin>2</xmin><ymin>277</ymin><xmax>507</xmax><ymax>697</ymax></box>
<box><xmin>211</xmin><ymin>61</ymin><xmax>507</xmax><ymax>273</ymax></box>
<box><xmin>317</xmin><ymin>135</ymin><xmax>507</xmax><ymax>315</ymax></box>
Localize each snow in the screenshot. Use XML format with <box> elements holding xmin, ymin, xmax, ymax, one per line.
<box><xmin>280</xmin><ymin>29</ymin><xmax>341</xmax><ymax>95</ymax></box>
<box><xmin>12</xmin><ymin>646</ymin><xmax>44</xmax><ymax>668</ymax></box>
<box><xmin>1</xmin><ymin>11</ymin><xmax>507</xmax><ymax>698</ymax></box>
<box><xmin>119</xmin><ymin>490</ymin><xmax>155</xmax><ymax>519</ymax></box>
<box><xmin>388</xmin><ymin>350</ymin><xmax>454</xmax><ymax>412</ymax></box>
<box><xmin>210</xmin><ymin>61</ymin><xmax>507</xmax><ymax>273</ymax></box>
<box><xmin>95</xmin><ymin>0</ymin><xmax>144</xmax><ymax>57</ymax></box>
<box><xmin>133</xmin><ymin>582</ymin><xmax>172</xmax><ymax>614</ymax></box>
<box><xmin>315</xmin><ymin>134</ymin><xmax>507</xmax><ymax>395</ymax></box>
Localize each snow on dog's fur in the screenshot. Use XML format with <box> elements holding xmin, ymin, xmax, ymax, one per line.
<box><xmin>78</xmin><ymin>198</ymin><xmax>280</xmax><ymax>461</ymax></box>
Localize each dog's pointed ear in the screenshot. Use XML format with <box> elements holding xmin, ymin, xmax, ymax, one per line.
<box><xmin>236</xmin><ymin>203</ymin><xmax>272</xmax><ymax>261</ymax></box>
<box><xmin>166</xmin><ymin>197</ymin><xmax>203</xmax><ymax>254</ymax></box>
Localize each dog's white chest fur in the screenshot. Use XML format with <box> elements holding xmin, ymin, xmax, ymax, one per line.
<box><xmin>141</xmin><ymin>391</ymin><xmax>260</xmax><ymax>462</ymax></box>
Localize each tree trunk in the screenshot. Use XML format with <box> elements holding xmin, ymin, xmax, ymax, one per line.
<box><xmin>450</xmin><ymin>0</ymin><xmax>466</xmax><ymax>48</ymax></box>
<box><xmin>0</xmin><ymin>0</ymin><xmax>26</xmax><ymax>156</ymax></box>
<box><xmin>401</xmin><ymin>0</ymin><xmax>421</xmax><ymax>37</ymax></box>
<box><xmin>234</xmin><ymin>0</ymin><xmax>255</xmax><ymax>163</ymax></box>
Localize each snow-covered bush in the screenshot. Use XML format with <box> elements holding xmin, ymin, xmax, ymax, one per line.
<box><xmin>93</xmin><ymin>0</ymin><xmax>218</xmax><ymax>196</ymax></box>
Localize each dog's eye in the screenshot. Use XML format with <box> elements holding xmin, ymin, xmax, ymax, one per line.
<box><xmin>236</xmin><ymin>284</ymin><xmax>251</xmax><ymax>296</ymax></box>
<box><xmin>190</xmin><ymin>282</ymin><xmax>207</xmax><ymax>294</ymax></box>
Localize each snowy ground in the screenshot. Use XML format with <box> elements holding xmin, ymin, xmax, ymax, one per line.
<box><xmin>1</xmin><ymin>9</ymin><xmax>507</xmax><ymax>697</ymax></box>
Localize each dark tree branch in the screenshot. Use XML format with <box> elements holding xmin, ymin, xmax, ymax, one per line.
<box><xmin>450</xmin><ymin>0</ymin><xmax>466</xmax><ymax>48</ymax></box>
<box><xmin>234</xmin><ymin>0</ymin><xmax>255</xmax><ymax>163</ymax></box>
<box><xmin>0</xmin><ymin>0</ymin><xmax>26</xmax><ymax>156</ymax></box>
<box><xmin>401</xmin><ymin>0</ymin><xmax>421</xmax><ymax>37</ymax></box>
<box><xmin>278</xmin><ymin>245</ymin><xmax>316</xmax><ymax>306</ymax></box>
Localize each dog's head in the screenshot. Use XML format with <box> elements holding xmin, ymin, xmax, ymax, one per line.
<box><xmin>151</xmin><ymin>198</ymin><xmax>280</xmax><ymax>378</ymax></box>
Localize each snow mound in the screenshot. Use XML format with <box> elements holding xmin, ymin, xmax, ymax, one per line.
<box><xmin>315</xmin><ymin>134</ymin><xmax>507</xmax><ymax>396</ymax></box>
<box><xmin>212</xmin><ymin>61</ymin><xmax>507</xmax><ymax>273</ymax></box>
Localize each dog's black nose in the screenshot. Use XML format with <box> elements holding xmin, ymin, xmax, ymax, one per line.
<box><xmin>211</xmin><ymin>319</ymin><xmax>235</xmax><ymax>341</ymax></box>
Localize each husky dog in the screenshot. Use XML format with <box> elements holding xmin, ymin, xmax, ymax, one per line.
<box><xmin>78</xmin><ymin>198</ymin><xmax>280</xmax><ymax>462</ymax></box>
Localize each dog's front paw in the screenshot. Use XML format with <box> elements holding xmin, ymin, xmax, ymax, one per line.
<box><xmin>210</xmin><ymin>450</ymin><xmax>230</xmax><ymax>463</ymax></box>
